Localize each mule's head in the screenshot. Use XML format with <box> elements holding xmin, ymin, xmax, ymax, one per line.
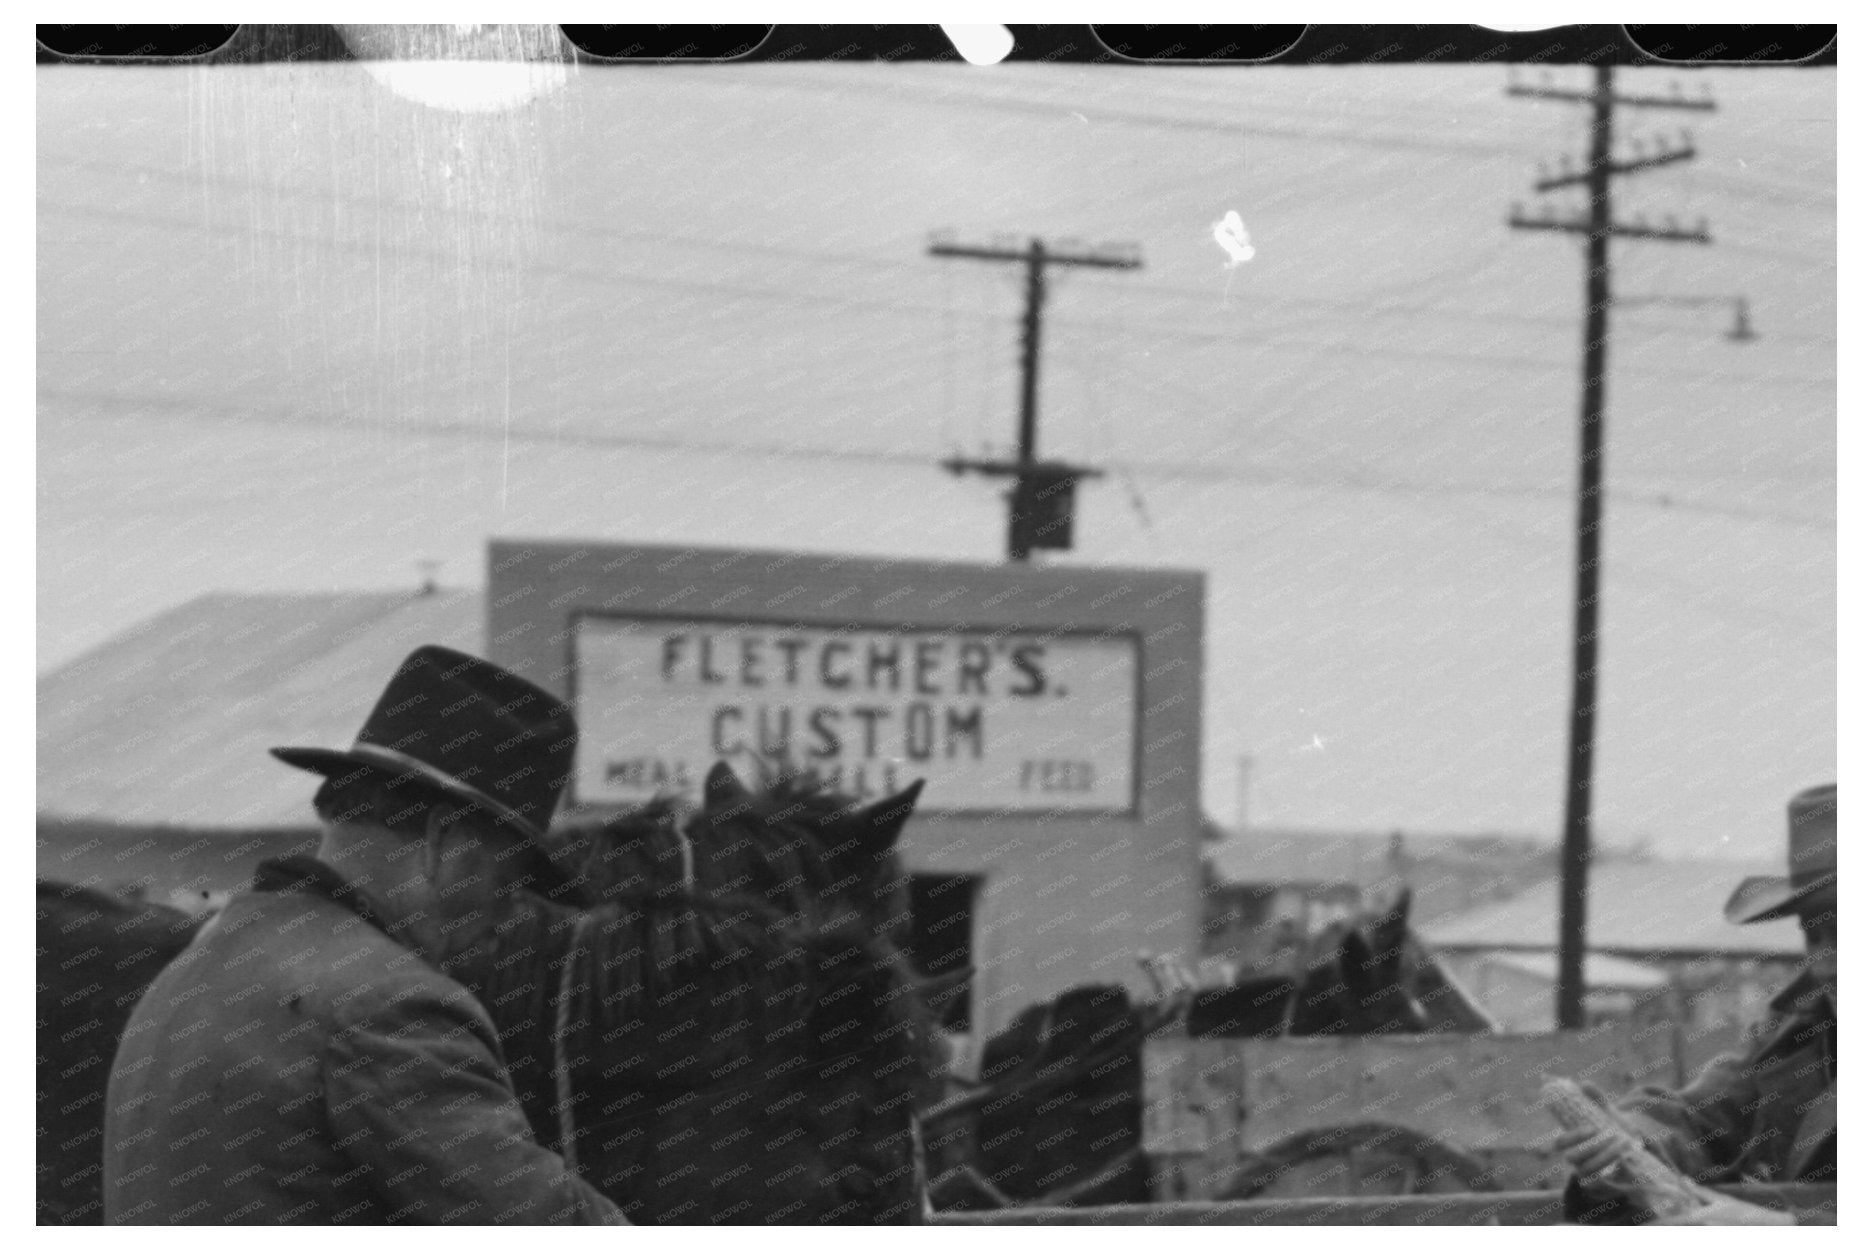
<box><xmin>1287</xmin><ymin>889</ymin><xmax>1430</xmax><ymax>1036</ymax></box>
<box><xmin>807</xmin><ymin>777</ymin><xmax>924</xmax><ymax>947</ymax></box>
<box><xmin>673</xmin><ymin>762</ymin><xmax>952</xmax><ymax>1223</ymax></box>
<box><xmin>694</xmin><ymin>761</ymin><xmax>923</xmax><ymax>945</ymax></box>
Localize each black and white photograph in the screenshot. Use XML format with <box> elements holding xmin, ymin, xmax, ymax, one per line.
<box><xmin>35</xmin><ymin>23</ymin><xmax>1838</xmax><ymax>1227</ymax></box>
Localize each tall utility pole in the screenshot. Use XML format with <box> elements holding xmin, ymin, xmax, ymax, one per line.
<box><xmin>929</xmin><ymin>234</ymin><xmax>1142</xmax><ymax>561</ymax></box>
<box><xmin>1236</xmin><ymin>755</ymin><xmax>1253</xmax><ymax>836</ymax></box>
<box><xmin>1509</xmin><ymin>67</ymin><xmax>1713</xmax><ymax>1030</ymax></box>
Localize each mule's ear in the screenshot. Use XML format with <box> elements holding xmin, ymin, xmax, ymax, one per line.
<box><xmin>856</xmin><ymin>779</ymin><xmax>925</xmax><ymax>851</ymax></box>
<box><xmin>704</xmin><ymin>760</ymin><xmax>752</xmax><ymax>810</ymax></box>
<box><xmin>1372</xmin><ymin>889</ymin><xmax>1412</xmax><ymax>964</ymax></box>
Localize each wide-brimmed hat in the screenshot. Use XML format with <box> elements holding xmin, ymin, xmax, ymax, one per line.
<box><xmin>1724</xmin><ymin>783</ymin><xmax>1836</xmax><ymax>925</ymax></box>
<box><xmin>272</xmin><ymin>645</ymin><xmax>577</xmax><ymax>878</ymax></box>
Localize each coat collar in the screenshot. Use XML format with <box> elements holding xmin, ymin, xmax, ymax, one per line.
<box><xmin>252</xmin><ymin>854</ymin><xmax>403</xmax><ymax>938</ymax></box>
<box><xmin>1751</xmin><ymin>969</ymin><xmax>1834</xmax><ymax>1086</ymax></box>
<box><xmin>1767</xmin><ymin>967</ymin><xmax>1832</xmax><ymax>1018</ymax></box>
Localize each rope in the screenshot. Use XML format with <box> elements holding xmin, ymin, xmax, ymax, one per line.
<box><xmin>553</xmin><ymin>909</ymin><xmax>593</xmax><ymax>1175</ymax></box>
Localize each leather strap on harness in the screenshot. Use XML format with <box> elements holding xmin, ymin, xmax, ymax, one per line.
<box><xmin>554</xmin><ymin>909</ymin><xmax>593</xmax><ymax>1174</ymax></box>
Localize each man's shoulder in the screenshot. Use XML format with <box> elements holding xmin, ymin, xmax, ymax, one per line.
<box><xmin>1745</xmin><ymin>977</ymin><xmax>1831</xmax><ymax>1059</ymax></box>
<box><xmin>202</xmin><ymin>888</ymin><xmax>401</xmax><ymax>967</ymax></box>
<box><xmin>196</xmin><ymin>890</ymin><xmax>463</xmax><ymax>1016</ymax></box>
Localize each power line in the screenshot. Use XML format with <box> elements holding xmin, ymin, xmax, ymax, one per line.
<box><xmin>1076</xmin><ymin>365</ymin><xmax>1833</xmax><ymax>532</ymax></box>
<box><xmin>765</xmin><ymin>72</ymin><xmax>1539</xmax><ymax>158</ymax></box>
<box><xmin>40</xmin><ymin>155</ymin><xmax>924</xmax><ymax>280</ymax></box>
<box><xmin>43</xmin><ymin>385</ymin><xmax>1832</xmax><ymax>534</ymax></box>
<box><xmin>38</xmin><ymin>199</ymin><xmax>981</xmax><ymax>333</ymax></box>
<box><xmin>38</xmin><ymin>387</ymin><xmax>940</xmax><ymax>468</ymax></box>
<box><xmin>41</xmin><ymin>194</ymin><xmax>1838</xmax><ymax>374</ymax></box>
<box><xmin>1048</xmin><ymin>312</ymin><xmax>1833</xmax><ymax>392</ymax></box>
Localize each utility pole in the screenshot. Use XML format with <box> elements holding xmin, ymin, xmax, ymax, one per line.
<box><xmin>1236</xmin><ymin>755</ymin><xmax>1253</xmax><ymax>837</ymax></box>
<box><xmin>929</xmin><ymin>234</ymin><xmax>1142</xmax><ymax>561</ymax></box>
<box><xmin>1509</xmin><ymin>67</ymin><xmax>1712</xmax><ymax>1030</ymax></box>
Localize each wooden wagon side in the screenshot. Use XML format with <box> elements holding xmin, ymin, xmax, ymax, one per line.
<box><xmin>1140</xmin><ymin>1022</ymin><xmax>1680</xmax><ymax>1201</ymax></box>
<box><xmin>931</xmin><ymin>1184</ymin><xmax>1837</xmax><ymax>1225</ymax></box>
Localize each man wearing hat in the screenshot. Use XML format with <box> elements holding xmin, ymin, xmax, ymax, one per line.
<box><xmin>1559</xmin><ymin>783</ymin><xmax>1836</xmax><ymax>1224</ymax></box>
<box><xmin>104</xmin><ymin>646</ymin><xmax>626</xmax><ymax>1224</ymax></box>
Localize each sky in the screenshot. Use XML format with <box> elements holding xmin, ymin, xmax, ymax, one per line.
<box><xmin>36</xmin><ymin>56</ymin><xmax>1835</xmax><ymax>860</ymax></box>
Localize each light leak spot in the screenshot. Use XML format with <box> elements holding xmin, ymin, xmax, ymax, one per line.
<box><xmin>941</xmin><ymin>25</ymin><xmax>1015</xmax><ymax>66</ymax></box>
<box><xmin>1212</xmin><ymin>210</ymin><xmax>1256</xmax><ymax>269</ymax></box>
<box><xmin>337</xmin><ymin>24</ymin><xmax>571</xmax><ymax>114</ymax></box>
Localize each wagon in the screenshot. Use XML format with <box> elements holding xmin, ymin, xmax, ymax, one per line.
<box><xmin>1138</xmin><ymin>1019</ymin><xmax>1683</xmax><ymax>1201</ymax></box>
<box><xmin>932</xmin><ymin>1184</ymin><xmax>1837</xmax><ymax>1225</ymax></box>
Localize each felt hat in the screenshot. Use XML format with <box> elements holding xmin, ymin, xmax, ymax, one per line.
<box><xmin>271</xmin><ymin>645</ymin><xmax>577</xmax><ymax>876</ymax></box>
<box><xmin>1724</xmin><ymin>783</ymin><xmax>1836</xmax><ymax>925</ymax></box>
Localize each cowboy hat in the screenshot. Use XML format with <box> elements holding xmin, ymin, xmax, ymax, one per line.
<box><xmin>271</xmin><ymin>645</ymin><xmax>579</xmax><ymax>881</ymax></box>
<box><xmin>1724</xmin><ymin>783</ymin><xmax>1836</xmax><ymax>925</ymax></box>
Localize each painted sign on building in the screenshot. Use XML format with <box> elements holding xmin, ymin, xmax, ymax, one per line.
<box><xmin>571</xmin><ymin>614</ymin><xmax>1139</xmax><ymax>812</ymax></box>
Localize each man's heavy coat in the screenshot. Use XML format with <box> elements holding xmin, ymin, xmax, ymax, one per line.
<box><xmin>102</xmin><ymin>863</ymin><xmax>623</xmax><ymax>1225</ymax></box>
<box><xmin>1569</xmin><ymin>972</ymin><xmax>1834</xmax><ymax>1224</ymax></box>
<box><xmin>1622</xmin><ymin>973</ymin><xmax>1835</xmax><ymax>1186</ymax></box>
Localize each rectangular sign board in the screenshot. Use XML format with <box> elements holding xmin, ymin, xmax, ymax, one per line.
<box><xmin>571</xmin><ymin>613</ymin><xmax>1140</xmax><ymax>812</ymax></box>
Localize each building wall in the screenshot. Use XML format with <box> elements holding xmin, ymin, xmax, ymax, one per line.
<box><xmin>486</xmin><ymin>539</ymin><xmax>1206</xmax><ymax>1041</ymax></box>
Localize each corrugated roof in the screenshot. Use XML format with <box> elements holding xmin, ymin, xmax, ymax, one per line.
<box><xmin>1206</xmin><ymin>828</ymin><xmax>1561</xmax><ymax>925</ymax></box>
<box><xmin>1209</xmin><ymin>828</ymin><xmax>1555</xmax><ymax>883</ymax></box>
<box><xmin>1482</xmin><ymin>950</ymin><xmax>1671</xmax><ymax>991</ymax></box>
<box><xmin>37</xmin><ymin>590</ymin><xmax>481</xmax><ymax>829</ymax></box>
<box><xmin>1421</xmin><ymin>859</ymin><xmax>1804</xmax><ymax>957</ymax></box>
<box><xmin>1209</xmin><ymin>829</ymin><xmax>1393</xmax><ymax>885</ymax></box>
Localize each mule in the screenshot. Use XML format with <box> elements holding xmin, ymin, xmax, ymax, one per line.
<box><xmin>923</xmin><ymin>890</ymin><xmax>1493</xmax><ymax>1211</ymax></box>
<box><xmin>36</xmin><ymin>882</ymin><xmax>205</xmax><ymax>1225</ymax></box>
<box><xmin>481</xmin><ymin>763</ymin><xmax>965</xmax><ymax>1224</ymax></box>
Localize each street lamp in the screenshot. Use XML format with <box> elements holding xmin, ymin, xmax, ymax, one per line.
<box><xmin>1613</xmin><ymin>293</ymin><xmax>1758</xmax><ymax>343</ymax></box>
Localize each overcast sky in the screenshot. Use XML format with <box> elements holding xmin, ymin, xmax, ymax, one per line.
<box><xmin>37</xmin><ymin>59</ymin><xmax>1834</xmax><ymax>860</ymax></box>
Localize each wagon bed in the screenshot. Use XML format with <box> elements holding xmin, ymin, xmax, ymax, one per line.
<box><xmin>1140</xmin><ymin>1021</ymin><xmax>1682</xmax><ymax>1199</ymax></box>
<box><xmin>932</xmin><ymin>1183</ymin><xmax>1836</xmax><ymax>1225</ymax></box>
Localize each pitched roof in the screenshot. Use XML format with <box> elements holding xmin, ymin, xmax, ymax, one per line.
<box><xmin>37</xmin><ymin>589</ymin><xmax>481</xmax><ymax>829</ymax></box>
<box><xmin>1206</xmin><ymin>828</ymin><xmax>1561</xmax><ymax>925</ymax></box>
<box><xmin>1481</xmin><ymin>950</ymin><xmax>1671</xmax><ymax>992</ymax></box>
<box><xmin>1421</xmin><ymin>858</ymin><xmax>1804</xmax><ymax>957</ymax></box>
